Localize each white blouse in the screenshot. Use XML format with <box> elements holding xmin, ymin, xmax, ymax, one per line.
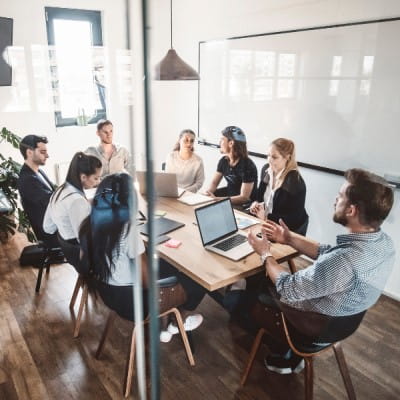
<box><xmin>43</xmin><ymin>183</ymin><xmax>91</xmax><ymax>241</ymax></box>
<box><xmin>263</xmin><ymin>168</ymin><xmax>284</xmax><ymax>214</ymax></box>
<box><xmin>165</xmin><ymin>151</ymin><xmax>205</xmax><ymax>193</ymax></box>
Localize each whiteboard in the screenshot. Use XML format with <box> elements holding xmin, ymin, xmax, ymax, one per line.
<box><xmin>198</xmin><ymin>18</ymin><xmax>400</xmax><ymax>178</ymax></box>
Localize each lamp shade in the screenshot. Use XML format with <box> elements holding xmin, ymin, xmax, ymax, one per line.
<box><xmin>154</xmin><ymin>49</ymin><xmax>200</xmax><ymax>80</ymax></box>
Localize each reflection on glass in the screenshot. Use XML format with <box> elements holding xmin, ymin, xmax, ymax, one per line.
<box><xmin>116</xmin><ymin>49</ymin><xmax>133</xmax><ymax>106</ymax></box>
<box><xmin>278</xmin><ymin>53</ymin><xmax>296</xmax><ymax>76</ymax></box>
<box><xmin>229</xmin><ymin>50</ymin><xmax>252</xmax><ymax>100</ymax></box>
<box><xmin>360</xmin><ymin>79</ymin><xmax>370</xmax><ymax>96</ymax></box>
<box><xmin>331</xmin><ymin>55</ymin><xmax>342</xmax><ymax>77</ymax></box>
<box><xmin>31</xmin><ymin>45</ymin><xmax>53</xmax><ymax>112</ymax></box>
<box><xmin>254</xmin><ymin>51</ymin><xmax>275</xmax><ymax>77</ymax></box>
<box><xmin>53</xmin><ymin>19</ymin><xmax>98</xmax><ymax>119</ymax></box>
<box><xmin>4</xmin><ymin>46</ymin><xmax>30</xmax><ymax>112</ymax></box>
<box><xmin>253</xmin><ymin>78</ymin><xmax>273</xmax><ymax>101</ymax></box>
<box><xmin>277</xmin><ymin>79</ymin><xmax>294</xmax><ymax>98</ymax></box>
<box><xmin>362</xmin><ymin>56</ymin><xmax>374</xmax><ymax>76</ymax></box>
<box><xmin>329</xmin><ymin>79</ymin><xmax>339</xmax><ymax>96</ymax></box>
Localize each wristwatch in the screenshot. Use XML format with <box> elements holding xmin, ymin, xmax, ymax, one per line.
<box><xmin>260</xmin><ymin>251</ymin><xmax>273</xmax><ymax>264</ymax></box>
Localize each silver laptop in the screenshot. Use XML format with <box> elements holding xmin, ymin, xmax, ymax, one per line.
<box><xmin>195</xmin><ymin>198</ymin><xmax>254</xmax><ymax>261</ymax></box>
<box><xmin>136</xmin><ymin>171</ymin><xmax>184</xmax><ymax>198</ymax></box>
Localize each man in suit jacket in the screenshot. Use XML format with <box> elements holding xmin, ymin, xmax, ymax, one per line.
<box><xmin>17</xmin><ymin>135</ymin><xmax>59</xmax><ymax>247</ymax></box>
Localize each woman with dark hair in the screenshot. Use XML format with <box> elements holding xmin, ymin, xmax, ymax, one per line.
<box><xmin>205</xmin><ymin>126</ymin><xmax>258</xmax><ymax>205</ymax></box>
<box><xmin>249</xmin><ymin>138</ymin><xmax>308</xmax><ymax>234</ymax></box>
<box><xmin>43</xmin><ymin>152</ymin><xmax>102</xmax><ymax>242</ymax></box>
<box><xmin>79</xmin><ymin>173</ymin><xmax>205</xmax><ymax>341</ymax></box>
<box><xmin>165</xmin><ymin>129</ymin><xmax>205</xmax><ymax>193</ymax></box>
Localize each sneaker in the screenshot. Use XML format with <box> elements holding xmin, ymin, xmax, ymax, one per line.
<box><xmin>167</xmin><ymin>314</ymin><xmax>204</xmax><ymax>335</ymax></box>
<box><xmin>264</xmin><ymin>353</ymin><xmax>305</xmax><ymax>375</ymax></box>
<box><xmin>160</xmin><ymin>330</ymin><xmax>173</xmax><ymax>343</ymax></box>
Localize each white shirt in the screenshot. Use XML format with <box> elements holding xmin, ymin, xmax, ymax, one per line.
<box><xmin>263</xmin><ymin>168</ymin><xmax>284</xmax><ymax>214</ymax></box>
<box><xmin>43</xmin><ymin>183</ymin><xmax>91</xmax><ymax>241</ymax></box>
<box><xmin>107</xmin><ymin>225</ymin><xmax>146</xmax><ymax>286</ymax></box>
<box><xmin>165</xmin><ymin>151</ymin><xmax>205</xmax><ymax>193</ymax></box>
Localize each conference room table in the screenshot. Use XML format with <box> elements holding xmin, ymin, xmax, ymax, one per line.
<box><xmin>139</xmin><ymin>195</ymin><xmax>299</xmax><ymax>292</ymax></box>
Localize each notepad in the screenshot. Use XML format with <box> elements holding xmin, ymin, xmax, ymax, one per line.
<box><xmin>178</xmin><ymin>193</ymin><xmax>213</xmax><ymax>206</ymax></box>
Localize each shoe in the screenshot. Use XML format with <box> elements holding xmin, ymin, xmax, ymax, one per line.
<box><xmin>160</xmin><ymin>330</ymin><xmax>173</xmax><ymax>343</ymax></box>
<box><xmin>167</xmin><ymin>314</ymin><xmax>204</xmax><ymax>335</ymax></box>
<box><xmin>264</xmin><ymin>353</ymin><xmax>305</xmax><ymax>375</ymax></box>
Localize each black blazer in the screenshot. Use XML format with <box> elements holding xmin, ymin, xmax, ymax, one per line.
<box><xmin>17</xmin><ymin>163</ymin><xmax>58</xmax><ymax>246</ymax></box>
<box><xmin>257</xmin><ymin>164</ymin><xmax>308</xmax><ymax>233</ymax></box>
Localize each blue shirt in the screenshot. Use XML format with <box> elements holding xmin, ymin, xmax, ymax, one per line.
<box><xmin>275</xmin><ymin>230</ymin><xmax>395</xmax><ymax>316</ymax></box>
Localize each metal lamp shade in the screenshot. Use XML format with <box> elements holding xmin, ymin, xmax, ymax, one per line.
<box><xmin>155</xmin><ymin>49</ymin><xmax>199</xmax><ymax>80</ymax></box>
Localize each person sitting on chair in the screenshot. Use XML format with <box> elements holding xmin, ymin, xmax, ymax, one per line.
<box><xmin>205</xmin><ymin>126</ymin><xmax>258</xmax><ymax>207</ymax></box>
<box><xmin>79</xmin><ymin>173</ymin><xmax>206</xmax><ymax>342</ymax></box>
<box><xmin>247</xmin><ymin>168</ymin><xmax>395</xmax><ymax>374</ymax></box>
<box><xmin>43</xmin><ymin>152</ymin><xmax>102</xmax><ymax>248</ymax></box>
<box><xmin>165</xmin><ymin>129</ymin><xmax>205</xmax><ymax>193</ymax></box>
<box><xmin>249</xmin><ymin>138</ymin><xmax>308</xmax><ymax>235</ymax></box>
<box><xmin>17</xmin><ymin>135</ymin><xmax>58</xmax><ymax>248</ymax></box>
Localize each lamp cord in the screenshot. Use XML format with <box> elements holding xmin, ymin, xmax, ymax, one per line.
<box><xmin>170</xmin><ymin>0</ymin><xmax>173</xmax><ymax>48</ymax></box>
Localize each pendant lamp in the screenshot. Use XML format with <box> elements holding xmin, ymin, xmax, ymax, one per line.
<box><xmin>155</xmin><ymin>0</ymin><xmax>200</xmax><ymax>80</ymax></box>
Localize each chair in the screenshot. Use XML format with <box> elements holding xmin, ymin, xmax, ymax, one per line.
<box><xmin>95</xmin><ymin>276</ymin><xmax>195</xmax><ymax>397</ymax></box>
<box><xmin>241</xmin><ymin>292</ymin><xmax>366</xmax><ymax>400</ymax></box>
<box><xmin>57</xmin><ymin>233</ymin><xmax>90</xmax><ymax>338</ymax></box>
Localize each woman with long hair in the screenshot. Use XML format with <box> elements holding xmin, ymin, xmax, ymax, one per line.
<box><xmin>205</xmin><ymin>126</ymin><xmax>258</xmax><ymax>205</ymax></box>
<box><xmin>165</xmin><ymin>129</ymin><xmax>205</xmax><ymax>193</ymax></box>
<box><xmin>79</xmin><ymin>173</ymin><xmax>205</xmax><ymax>340</ymax></box>
<box><xmin>43</xmin><ymin>152</ymin><xmax>102</xmax><ymax>242</ymax></box>
<box><xmin>249</xmin><ymin>138</ymin><xmax>308</xmax><ymax>234</ymax></box>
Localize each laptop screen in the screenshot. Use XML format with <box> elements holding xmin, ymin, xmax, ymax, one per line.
<box><xmin>195</xmin><ymin>199</ymin><xmax>238</xmax><ymax>245</ymax></box>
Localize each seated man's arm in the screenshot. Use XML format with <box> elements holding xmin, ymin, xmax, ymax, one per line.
<box><xmin>229</xmin><ymin>181</ymin><xmax>254</xmax><ymax>205</ymax></box>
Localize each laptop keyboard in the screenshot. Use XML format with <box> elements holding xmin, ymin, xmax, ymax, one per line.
<box><xmin>213</xmin><ymin>234</ymin><xmax>247</xmax><ymax>251</ymax></box>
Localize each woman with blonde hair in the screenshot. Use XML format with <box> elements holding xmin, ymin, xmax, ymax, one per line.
<box><xmin>165</xmin><ymin>129</ymin><xmax>205</xmax><ymax>193</ymax></box>
<box><xmin>249</xmin><ymin>138</ymin><xmax>308</xmax><ymax>234</ymax></box>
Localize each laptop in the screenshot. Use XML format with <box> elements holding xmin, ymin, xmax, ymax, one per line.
<box><xmin>136</xmin><ymin>171</ymin><xmax>185</xmax><ymax>198</ymax></box>
<box><xmin>194</xmin><ymin>198</ymin><xmax>254</xmax><ymax>261</ymax></box>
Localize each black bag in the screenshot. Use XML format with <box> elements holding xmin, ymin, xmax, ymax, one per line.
<box><xmin>19</xmin><ymin>244</ymin><xmax>47</xmax><ymax>267</ymax></box>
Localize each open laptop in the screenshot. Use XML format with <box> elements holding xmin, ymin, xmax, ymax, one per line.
<box><xmin>194</xmin><ymin>198</ymin><xmax>254</xmax><ymax>261</ymax></box>
<box><xmin>136</xmin><ymin>171</ymin><xmax>185</xmax><ymax>198</ymax></box>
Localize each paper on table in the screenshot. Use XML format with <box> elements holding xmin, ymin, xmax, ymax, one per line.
<box><xmin>234</xmin><ymin>213</ymin><xmax>259</xmax><ymax>229</ymax></box>
<box><xmin>178</xmin><ymin>193</ymin><xmax>213</xmax><ymax>206</ymax></box>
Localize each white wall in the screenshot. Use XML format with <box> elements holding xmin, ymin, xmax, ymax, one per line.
<box><xmin>0</xmin><ymin>0</ymin><xmax>131</xmax><ymax>182</ymax></box>
<box><xmin>148</xmin><ymin>0</ymin><xmax>400</xmax><ymax>299</ymax></box>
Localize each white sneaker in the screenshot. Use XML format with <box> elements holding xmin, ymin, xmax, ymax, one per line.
<box><xmin>167</xmin><ymin>314</ymin><xmax>204</xmax><ymax>335</ymax></box>
<box><xmin>160</xmin><ymin>330</ymin><xmax>173</xmax><ymax>343</ymax></box>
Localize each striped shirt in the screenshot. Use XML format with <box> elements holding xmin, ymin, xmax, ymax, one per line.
<box><xmin>275</xmin><ymin>230</ymin><xmax>395</xmax><ymax>316</ymax></box>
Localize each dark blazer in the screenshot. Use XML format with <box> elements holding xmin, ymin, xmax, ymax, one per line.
<box><xmin>17</xmin><ymin>163</ymin><xmax>58</xmax><ymax>247</ymax></box>
<box><xmin>257</xmin><ymin>164</ymin><xmax>308</xmax><ymax>234</ymax></box>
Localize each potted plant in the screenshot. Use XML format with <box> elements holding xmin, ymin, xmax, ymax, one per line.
<box><xmin>0</xmin><ymin>127</ymin><xmax>36</xmax><ymax>243</ymax></box>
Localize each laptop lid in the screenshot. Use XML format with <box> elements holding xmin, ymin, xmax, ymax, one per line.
<box><xmin>195</xmin><ymin>198</ymin><xmax>238</xmax><ymax>246</ymax></box>
<box><xmin>136</xmin><ymin>171</ymin><xmax>180</xmax><ymax>197</ymax></box>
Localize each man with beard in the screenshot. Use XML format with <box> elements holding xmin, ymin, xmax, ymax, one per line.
<box><xmin>247</xmin><ymin>168</ymin><xmax>395</xmax><ymax>374</ymax></box>
<box><xmin>17</xmin><ymin>135</ymin><xmax>59</xmax><ymax>247</ymax></box>
<box><xmin>85</xmin><ymin>119</ymin><xmax>131</xmax><ymax>179</ymax></box>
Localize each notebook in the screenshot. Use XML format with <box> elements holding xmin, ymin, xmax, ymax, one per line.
<box><xmin>194</xmin><ymin>198</ymin><xmax>254</xmax><ymax>261</ymax></box>
<box><xmin>178</xmin><ymin>192</ymin><xmax>213</xmax><ymax>206</ymax></box>
<box><xmin>136</xmin><ymin>171</ymin><xmax>185</xmax><ymax>198</ymax></box>
<box><xmin>139</xmin><ymin>217</ymin><xmax>185</xmax><ymax>236</ymax></box>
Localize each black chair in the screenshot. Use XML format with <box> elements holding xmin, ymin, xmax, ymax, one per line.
<box><xmin>241</xmin><ymin>290</ymin><xmax>366</xmax><ymax>400</ymax></box>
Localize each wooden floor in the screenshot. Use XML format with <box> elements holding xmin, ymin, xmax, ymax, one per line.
<box><xmin>1</xmin><ymin>233</ymin><xmax>399</xmax><ymax>400</ymax></box>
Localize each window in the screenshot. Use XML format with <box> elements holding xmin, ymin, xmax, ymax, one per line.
<box><xmin>45</xmin><ymin>7</ymin><xmax>106</xmax><ymax>127</ymax></box>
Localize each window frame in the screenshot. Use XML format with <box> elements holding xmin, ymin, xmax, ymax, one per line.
<box><xmin>45</xmin><ymin>7</ymin><xmax>106</xmax><ymax>127</ymax></box>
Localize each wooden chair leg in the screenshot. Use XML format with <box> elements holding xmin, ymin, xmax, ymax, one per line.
<box><xmin>35</xmin><ymin>265</ymin><xmax>45</xmax><ymax>293</ymax></box>
<box><xmin>69</xmin><ymin>275</ymin><xmax>83</xmax><ymax>310</ymax></box>
<box><xmin>73</xmin><ymin>283</ymin><xmax>88</xmax><ymax>338</ymax></box>
<box><xmin>96</xmin><ymin>311</ymin><xmax>117</xmax><ymax>359</ymax></box>
<box><xmin>240</xmin><ymin>328</ymin><xmax>266</xmax><ymax>386</ymax></box>
<box><xmin>124</xmin><ymin>326</ymin><xmax>137</xmax><ymax>398</ymax></box>
<box><xmin>304</xmin><ymin>357</ymin><xmax>314</xmax><ymax>400</ymax></box>
<box><xmin>333</xmin><ymin>342</ymin><xmax>356</xmax><ymax>400</ymax></box>
<box><xmin>170</xmin><ymin>308</ymin><xmax>195</xmax><ymax>366</ymax></box>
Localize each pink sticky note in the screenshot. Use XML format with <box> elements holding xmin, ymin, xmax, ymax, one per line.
<box><xmin>164</xmin><ymin>239</ymin><xmax>182</xmax><ymax>248</ymax></box>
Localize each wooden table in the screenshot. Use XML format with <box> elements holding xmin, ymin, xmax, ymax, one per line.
<box><xmin>141</xmin><ymin>197</ymin><xmax>299</xmax><ymax>291</ymax></box>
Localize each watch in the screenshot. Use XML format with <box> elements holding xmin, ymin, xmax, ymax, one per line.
<box><xmin>260</xmin><ymin>251</ymin><xmax>273</xmax><ymax>264</ymax></box>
